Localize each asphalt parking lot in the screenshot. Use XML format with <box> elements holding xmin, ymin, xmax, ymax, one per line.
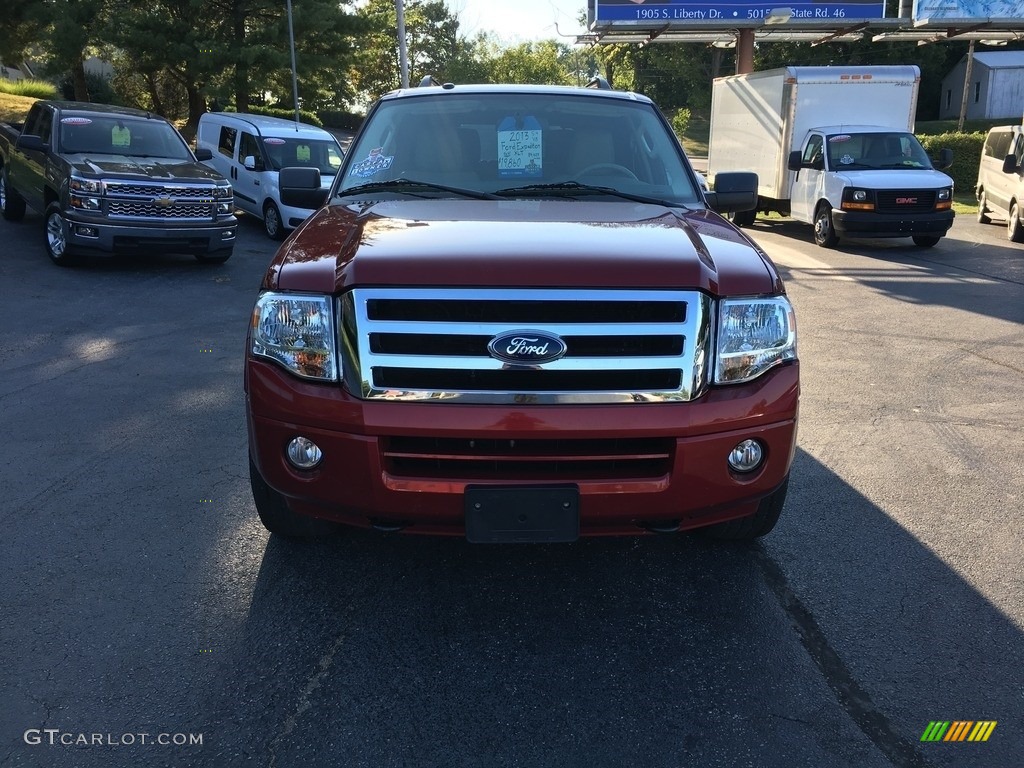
<box><xmin>1</xmin><ymin>207</ymin><xmax>1022</xmax><ymax>767</ymax></box>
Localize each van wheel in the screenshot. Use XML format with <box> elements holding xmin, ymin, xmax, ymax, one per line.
<box><xmin>976</xmin><ymin>190</ymin><xmax>991</xmax><ymax>224</ymax></box>
<box><xmin>701</xmin><ymin>476</ymin><xmax>789</xmax><ymax>540</ymax></box>
<box><xmin>813</xmin><ymin>203</ymin><xmax>838</xmax><ymax>248</ymax></box>
<box><xmin>249</xmin><ymin>456</ymin><xmax>340</xmax><ymax>538</ymax></box>
<box><xmin>263</xmin><ymin>201</ymin><xmax>286</xmax><ymax>240</ymax></box>
<box><xmin>1</xmin><ymin>169</ymin><xmax>26</xmax><ymax>222</ymax></box>
<box><xmin>45</xmin><ymin>203</ymin><xmax>80</xmax><ymax>266</ymax></box>
<box><xmin>912</xmin><ymin>235</ymin><xmax>939</xmax><ymax>248</ymax></box>
<box><xmin>730</xmin><ymin>208</ymin><xmax>756</xmax><ymax>227</ymax></box>
<box><xmin>1008</xmin><ymin>201</ymin><xmax>1024</xmax><ymax>243</ymax></box>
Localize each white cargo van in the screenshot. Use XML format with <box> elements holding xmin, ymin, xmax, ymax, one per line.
<box><xmin>197</xmin><ymin>112</ymin><xmax>344</xmax><ymax>239</ymax></box>
<box><xmin>975</xmin><ymin>125</ymin><xmax>1024</xmax><ymax>242</ymax></box>
<box><xmin>708</xmin><ymin>66</ymin><xmax>955</xmax><ymax>248</ymax></box>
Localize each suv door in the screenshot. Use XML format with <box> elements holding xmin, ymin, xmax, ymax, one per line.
<box><xmin>234</xmin><ymin>131</ymin><xmax>265</xmax><ymax>217</ymax></box>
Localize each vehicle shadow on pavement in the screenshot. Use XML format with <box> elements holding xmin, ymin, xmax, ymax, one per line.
<box><xmin>193</xmin><ymin>447</ymin><xmax>1023</xmax><ymax>768</ymax></box>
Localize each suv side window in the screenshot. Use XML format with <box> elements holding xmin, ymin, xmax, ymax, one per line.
<box><xmin>218</xmin><ymin>126</ymin><xmax>238</xmax><ymax>159</ymax></box>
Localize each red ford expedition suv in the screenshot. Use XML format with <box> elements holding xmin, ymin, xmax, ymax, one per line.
<box><xmin>245</xmin><ymin>80</ymin><xmax>799</xmax><ymax>542</ymax></box>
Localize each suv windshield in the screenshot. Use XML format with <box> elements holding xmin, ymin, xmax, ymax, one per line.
<box><xmin>59</xmin><ymin>115</ymin><xmax>192</xmax><ymax>160</ymax></box>
<box><xmin>826</xmin><ymin>131</ymin><xmax>933</xmax><ymax>170</ymax></box>
<box><xmin>337</xmin><ymin>91</ymin><xmax>703</xmax><ymax>206</ymax></box>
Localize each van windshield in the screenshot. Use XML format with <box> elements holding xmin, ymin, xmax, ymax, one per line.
<box><xmin>826</xmin><ymin>132</ymin><xmax>932</xmax><ymax>170</ymax></box>
<box><xmin>60</xmin><ymin>116</ymin><xmax>192</xmax><ymax>160</ymax></box>
<box><xmin>263</xmin><ymin>138</ymin><xmax>344</xmax><ymax>175</ymax></box>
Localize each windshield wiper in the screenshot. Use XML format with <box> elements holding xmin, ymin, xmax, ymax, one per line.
<box><xmin>494</xmin><ymin>181</ymin><xmax>680</xmax><ymax>207</ymax></box>
<box><xmin>340</xmin><ymin>179</ymin><xmax>500</xmax><ymax>201</ymax></box>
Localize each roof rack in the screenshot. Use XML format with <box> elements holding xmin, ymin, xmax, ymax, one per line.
<box><xmin>586</xmin><ymin>76</ymin><xmax>612</xmax><ymax>90</ymax></box>
<box><xmin>417</xmin><ymin>75</ymin><xmax>442</xmax><ymax>88</ymax></box>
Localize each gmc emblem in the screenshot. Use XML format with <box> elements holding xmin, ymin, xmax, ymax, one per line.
<box><xmin>896</xmin><ymin>197</ymin><xmax>917</xmax><ymax>204</ymax></box>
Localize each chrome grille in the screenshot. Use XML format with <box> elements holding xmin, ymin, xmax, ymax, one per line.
<box><xmin>109</xmin><ymin>201</ymin><xmax>213</xmax><ymax>219</ymax></box>
<box><xmin>105</xmin><ymin>182</ymin><xmax>216</xmax><ymax>198</ymax></box>
<box><xmin>876</xmin><ymin>190</ymin><xmax>936</xmax><ymax>214</ymax></box>
<box><xmin>342</xmin><ymin>288</ymin><xmax>711</xmax><ymax>404</ymax></box>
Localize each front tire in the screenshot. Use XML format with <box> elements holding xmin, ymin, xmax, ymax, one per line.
<box><xmin>45</xmin><ymin>203</ymin><xmax>79</xmax><ymax>266</ymax></box>
<box><xmin>263</xmin><ymin>201</ymin><xmax>286</xmax><ymax>240</ymax></box>
<box><xmin>249</xmin><ymin>456</ymin><xmax>340</xmax><ymax>538</ymax></box>
<box><xmin>1</xmin><ymin>169</ymin><xmax>26</xmax><ymax>222</ymax></box>
<box><xmin>730</xmin><ymin>208</ymin><xmax>756</xmax><ymax>228</ymax></box>
<box><xmin>1008</xmin><ymin>201</ymin><xmax>1024</xmax><ymax>243</ymax></box>
<box><xmin>912</xmin><ymin>235</ymin><xmax>940</xmax><ymax>248</ymax></box>
<box><xmin>701</xmin><ymin>476</ymin><xmax>789</xmax><ymax>540</ymax></box>
<box><xmin>813</xmin><ymin>203</ymin><xmax>838</xmax><ymax>248</ymax></box>
<box><xmin>977</xmin><ymin>190</ymin><xmax>991</xmax><ymax>224</ymax></box>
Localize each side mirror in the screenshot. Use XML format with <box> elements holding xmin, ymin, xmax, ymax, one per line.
<box><xmin>1002</xmin><ymin>153</ymin><xmax>1018</xmax><ymax>174</ymax></box>
<box><xmin>705</xmin><ymin>171</ymin><xmax>757</xmax><ymax>215</ymax></box>
<box><xmin>787</xmin><ymin>151</ymin><xmax>802</xmax><ymax>171</ymax></box>
<box><xmin>243</xmin><ymin>155</ymin><xmax>257</xmax><ymax>171</ymax></box>
<box><xmin>280</xmin><ymin>166</ymin><xmax>328</xmax><ymax>209</ymax></box>
<box><xmin>933</xmin><ymin>148</ymin><xmax>953</xmax><ymax>170</ymax></box>
<box><xmin>16</xmin><ymin>134</ymin><xmax>48</xmax><ymax>153</ymax></box>
<box><xmin>194</xmin><ymin>147</ymin><xmax>213</xmax><ymax>161</ymax></box>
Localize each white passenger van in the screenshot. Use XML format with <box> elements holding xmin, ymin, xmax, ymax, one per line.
<box><xmin>197</xmin><ymin>112</ymin><xmax>344</xmax><ymax>239</ymax></box>
<box><xmin>976</xmin><ymin>125</ymin><xmax>1024</xmax><ymax>242</ymax></box>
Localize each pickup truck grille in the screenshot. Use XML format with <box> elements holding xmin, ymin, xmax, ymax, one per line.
<box><xmin>342</xmin><ymin>288</ymin><xmax>711</xmax><ymax>404</ymax></box>
<box><xmin>104</xmin><ymin>181</ymin><xmax>217</xmax><ymax>220</ymax></box>
<box><xmin>875</xmin><ymin>190</ymin><xmax>936</xmax><ymax>214</ymax></box>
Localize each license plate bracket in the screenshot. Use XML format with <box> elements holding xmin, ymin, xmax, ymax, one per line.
<box><xmin>464</xmin><ymin>485</ymin><xmax>580</xmax><ymax>544</ymax></box>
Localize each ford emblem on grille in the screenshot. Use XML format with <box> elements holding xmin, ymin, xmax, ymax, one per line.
<box><xmin>487</xmin><ymin>331</ymin><xmax>567</xmax><ymax>365</ymax></box>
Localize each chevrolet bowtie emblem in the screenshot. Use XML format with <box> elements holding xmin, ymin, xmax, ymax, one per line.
<box><xmin>153</xmin><ymin>196</ymin><xmax>174</xmax><ymax>208</ymax></box>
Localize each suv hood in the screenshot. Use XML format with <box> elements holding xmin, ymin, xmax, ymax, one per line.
<box><xmin>67</xmin><ymin>155</ymin><xmax>226</xmax><ymax>183</ymax></box>
<box><xmin>269</xmin><ymin>200</ymin><xmax>780</xmax><ymax>296</ymax></box>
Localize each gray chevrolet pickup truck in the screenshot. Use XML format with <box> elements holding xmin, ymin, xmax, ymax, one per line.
<box><xmin>0</xmin><ymin>101</ymin><xmax>236</xmax><ymax>265</ymax></box>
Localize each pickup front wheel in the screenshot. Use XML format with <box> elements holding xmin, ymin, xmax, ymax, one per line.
<box><xmin>249</xmin><ymin>455</ymin><xmax>340</xmax><ymax>538</ymax></box>
<box><xmin>44</xmin><ymin>203</ymin><xmax>79</xmax><ymax>266</ymax></box>
<box><xmin>0</xmin><ymin>170</ymin><xmax>26</xmax><ymax>222</ymax></box>
<box><xmin>813</xmin><ymin>203</ymin><xmax>838</xmax><ymax>248</ymax></box>
<box><xmin>700</xmin><ymin>475</ymin><xmax>789</xmax><ymax>540</ymax></box>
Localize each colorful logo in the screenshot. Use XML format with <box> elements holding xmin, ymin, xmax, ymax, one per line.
<box><xmin>920</xmin><ymin>721</ymin><xmax>996</xmax><ymax>742</ymax></box>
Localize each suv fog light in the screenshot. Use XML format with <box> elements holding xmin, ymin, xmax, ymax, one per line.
<box><xmin>728</xmin><ymin>439</ymin><xmax>764</xmax><ymax>473</ymax></box>
<box><xmin>286</xmin><ymin>437</ymin><xmax>322</xmax><ymax>469</ymax></box>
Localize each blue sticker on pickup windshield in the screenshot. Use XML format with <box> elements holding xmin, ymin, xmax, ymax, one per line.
<box><xmin>349</xmin><ymin>147</ymin><xmax>393</xmax><ymax>178</ymax></box>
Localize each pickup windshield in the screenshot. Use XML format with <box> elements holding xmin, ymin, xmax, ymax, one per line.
<box><xmin>826</xmin><ymin>132</ymin><xmax>933</xmax><ymax>170</ymax></box>
<box><xmin>337</xmin><ymin>91</ymin><xmax>703</xmax><ymax>206</ymax></box>
<box><xmin>59</xmin><ymin>115</ymin><xmax>193</xmax><ymax>160</ymax></box>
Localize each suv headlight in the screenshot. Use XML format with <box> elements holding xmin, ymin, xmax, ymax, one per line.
<box><xmin>251</xmin><ymin>292</ymin><xmax>338</xmax><ymax>381</ymax></box>
<box><xmin>715</xmin><ymin>296</ymin><xmax>797</xmax><ymax>384</ymax></box>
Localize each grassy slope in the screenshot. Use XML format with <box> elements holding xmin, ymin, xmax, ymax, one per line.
<box><xmin>0</xmin><ymin>93</ymin><xmax>36</xmax><ymax>125</ymax></box>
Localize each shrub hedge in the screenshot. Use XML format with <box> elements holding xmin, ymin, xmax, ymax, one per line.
<box><xmin>919</xmin><ymin>131</ymin><xmax>986</xmax><ymax>194</ymax></box>
<box><xmin>223</xmin><ymin>105</ymin><xmax>324</xmax><ymax>127</ymax></box>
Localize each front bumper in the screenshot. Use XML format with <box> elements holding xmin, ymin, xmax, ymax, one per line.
<box><xmin>64</xmin><ymin>212</ymin><xmax>237</xmax><ymax>255</ymax></box>
<box><xmin>246</xmin><ymin>359</ymin><xmax>800</xmax><ymax>537</ymax></box>
<box><xmin>832</xmin><ymin>209</ymin><xmax>954</xmax><ymax>240</ymax></box>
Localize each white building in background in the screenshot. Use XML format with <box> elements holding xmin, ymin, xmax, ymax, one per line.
<box><xmin>940</xmin><ymin>50</ymin><xmax>1024</xmax><ymax>122</ymax></box>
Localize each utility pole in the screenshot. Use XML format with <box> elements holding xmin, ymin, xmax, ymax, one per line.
<box><xmin>958</xmin><ymin>39</ymin><xmax>975</xmax><ymax>132</ymax></box>
<box><xmin>396</xmin><ymin>0</ymin><xmax>409</xmax><ymax>89</ymax></box>
<box><xmin>286</xmin><ymin>0</ymin><xmax>301</xmax><ymax>125</ymax></box>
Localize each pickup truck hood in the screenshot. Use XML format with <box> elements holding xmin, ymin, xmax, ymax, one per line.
<box><xmin>831</xmin><ymin>168</ymin><xmax>953</xmax><ymax>189</ymax></box>
<box><xmin>66</xmin><ymin>154</ymin><xmax>225</xmax><ymax>183</ymax></box>
<box><xmin>269</xmin><ymin>200</ymin><xmax>781</xmax><ymax>296</ymax></box>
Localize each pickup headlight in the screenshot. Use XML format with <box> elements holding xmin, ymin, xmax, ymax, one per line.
<box><xmin>70</xmin><ymin>176</ymin><xmax>101</xmax><ymax>194</ymax></box>
<box><xmin>715</xmin><ymin>296</ymin><xmax>797</xmax><ymax>384</ymax></box>
<box><xmin>251</xmin><ymin>292</ymin><xmax>338</xmax><ymax>381</ymax></box>
<box><xmin>212</xmin><ymin>185</ymin><xmax>233</xmax><ymax>199</ymax></box>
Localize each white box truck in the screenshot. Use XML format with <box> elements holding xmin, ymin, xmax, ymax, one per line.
<box><xmin>708</xmin><ymin>66</ymin><xmax>955</xmax><ymax>248</ymax></box>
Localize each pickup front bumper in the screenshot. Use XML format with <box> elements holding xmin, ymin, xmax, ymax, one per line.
<box><xmin>832</xmin><ymin>209</ymin><xmax>954</xmax><ymax>240</ymax></box>
<box><xmin>63</xmin><ymin>212</ymin><xmax>236</xmax><ymax>256</ymax></box>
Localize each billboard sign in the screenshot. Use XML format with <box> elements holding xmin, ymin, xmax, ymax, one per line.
<box><xmin>913</xmin><ymin>0</ymin><xmax>1020</xmax><ymax>22</ymax></box>
<box><xmin>593</xmin><ymin>0</ymin><xmax>886</xmax><ymax>24</ymax></box>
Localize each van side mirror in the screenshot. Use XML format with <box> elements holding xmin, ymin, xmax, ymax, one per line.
<box><xmin>280</xmin><ymin>166</ymin><xmax>327</xmax><ymax>209</ymax></box>
<box><xmin>704</xmin><ymin>171</ymin><xmax>757</xmax><ymax>214</ymax></box>
<box><xmin>932</xmin><ymin>148</ymin><xmax>953</xmax><ymax>170</ymax></box>
<box><xmin>194</xmin><ymin>147</ymin><xmax>213</xmax><ymax>161</ymax></box>
<box><xmin>787</xmin><ymin>151</ymin><xmax>802</xmax><ymax>172</ymax></box>
<box><xmin>1002</xmin><ymin>154</ymin><xmax>1018</xmax><ymax>174</ymax></box>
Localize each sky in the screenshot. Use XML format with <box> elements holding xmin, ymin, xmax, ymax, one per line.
<box><xmin>444</xmin><ymin>1</ymin><xmax>589</xmax><ymax>44</ymax></box>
